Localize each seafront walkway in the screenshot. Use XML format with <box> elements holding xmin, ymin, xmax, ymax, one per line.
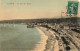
<box><xmin>57</xmin><ymin>29</ymin><xmax>79</xmax><ymax>51</ymax></box>
<box><xmin>37</xmin><ymin>27</ymin><xmax>59</xmax><ymax>51</ymax></box>
<box><xmin>37</xmin><ymin>26</ymin><xmax>79</xmax><ymax>51</ymax></box>
<box><xmin>61</xmin><ymin>30</ymin><xmax>79</xmax><ymax>51</ymax></box>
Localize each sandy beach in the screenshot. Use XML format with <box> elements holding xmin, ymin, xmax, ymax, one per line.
<box><xmin>32</xmin><ymin>27</ymin><xmax>59</xmax><ymax>51</ymax></box>
<box><xmin>32</xmin><ymin>27</ymin><xmax>48</xmax><ymax>51</ymax></box>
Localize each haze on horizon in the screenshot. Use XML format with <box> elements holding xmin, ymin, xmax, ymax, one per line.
<box><xmin>0</xmin><ymin>0</ymin><xmax>80</xmax><ymax>20</ymax></box>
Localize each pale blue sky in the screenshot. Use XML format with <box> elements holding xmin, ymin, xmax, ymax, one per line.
<box><xmin>1</xmin><ymin>0</ymin><xmax>67</xmax><ymax>9</ymax></box>
<box><xmin>0</xmin><ymin>0</ymin><xmax>79</xmax><ymax>20</ymax></box>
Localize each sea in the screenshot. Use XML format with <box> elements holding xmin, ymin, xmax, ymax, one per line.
<box><xmin>0</xmin><ymin>24</ymin><xmax>41</xmax><ymax>51</ymax></box>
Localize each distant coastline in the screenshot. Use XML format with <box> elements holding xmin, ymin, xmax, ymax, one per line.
<box><xmin>0</xmin><ymin>17</ymin><xmax>79</xmax><ymax>24</ymax></box>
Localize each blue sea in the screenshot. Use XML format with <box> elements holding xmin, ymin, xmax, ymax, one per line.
<box><xmin>0</xmin><ymin>24</ymin><xmax>41</xmax><ymax>51</ymax></box>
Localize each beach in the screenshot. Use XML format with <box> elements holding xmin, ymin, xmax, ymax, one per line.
<box><xmin>34</xmin><ymin>27</ymin><xmax>59</xmax><ymax>51</ymax></box>
<box><xmin>32</xmin><ymin>27</ymin><xmax>48</xmax><ymax>51</ymax></box>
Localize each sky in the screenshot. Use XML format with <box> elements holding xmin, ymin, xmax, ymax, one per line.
<box><xmin>0</xmin><ymin>0</ymin><xmax>80</xmax><ymax>20</ymax></box>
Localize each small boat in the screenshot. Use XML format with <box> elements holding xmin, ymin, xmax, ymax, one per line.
<box><xmin>27</xmin><ymin>25</ymin><xmax>34</xmax><ymax>28</ymax></box>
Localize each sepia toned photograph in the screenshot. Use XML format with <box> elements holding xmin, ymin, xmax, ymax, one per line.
<box><xmin>0</xmin><ymin>0</ymin><xmax>80</xmax><ymax>51</ymax></box>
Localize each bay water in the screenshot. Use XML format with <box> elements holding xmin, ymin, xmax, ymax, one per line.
<box><xmin>0</xmin><ymin>24</ymin><xmax>41</xmax><ymax>51</ymax></box>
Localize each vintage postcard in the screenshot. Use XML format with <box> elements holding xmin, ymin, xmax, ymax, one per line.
<box><xmin>0</xmin><ymin>0</ymin><xmax>80</xmax><ymax>51</ymax></box>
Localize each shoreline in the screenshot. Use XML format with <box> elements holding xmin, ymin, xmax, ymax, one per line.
<box><xmin>32</xmin><ymin>26</ymin><xmax>59</xmax><ymax>51</ymax></box>
<box><xmin>32</xmin><ymin>27</ymin><xmax>48</xmax><ymax>51</ymax></box>
<box><xmin>36</xmin><ymin>27</ymin><xmax>59</xmax><ymax>51</ymax></box>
